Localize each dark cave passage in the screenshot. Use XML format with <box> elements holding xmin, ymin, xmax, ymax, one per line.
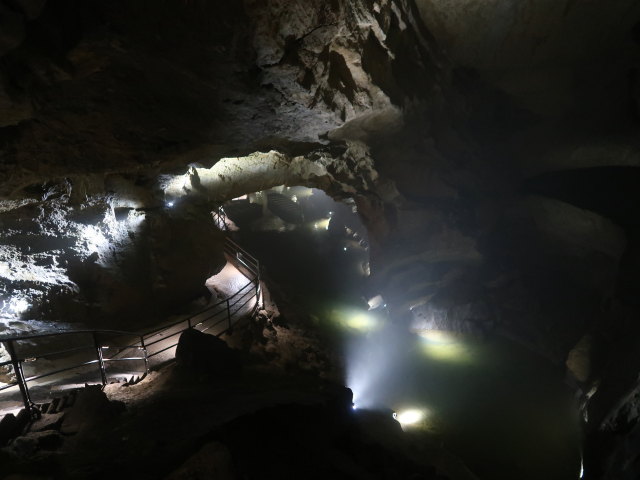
<box><xmin>523</xmin><ymin>166</ymin><xmax>640</xmax><ymax>227</ymax></box>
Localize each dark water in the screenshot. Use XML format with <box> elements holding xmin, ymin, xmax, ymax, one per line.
<box><xmin>348</xmin><ymin>323</ymin><xmax>581</xmax><ymax>480</ymax></box>
<box><xmin>233</xmin><ymin>199</ymin><xmax>581</xmax><ymax>480</ymax></box>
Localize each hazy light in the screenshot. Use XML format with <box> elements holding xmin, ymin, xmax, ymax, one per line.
<box><xmin>343</xmin><ymin>247</ymin><xmax>347</xmax><ymax>252</ymax></box>
<box><xmin>419</xmin><ymin>330</ymin><xmax>456</xmax><ymax>345</ymax></box>
<box><xmin>328</xmin><ymin>307</ymin><xmax>381</xmax><ymax>334</ymax></box>
<box><xmin>166</xmin><ymin>201</ymin><xmax>174</xmax><ymax>208</ymax></box>
<box><xmin>396</xmin><ymin>409</ymin><xmax>425</xmax><ymax>427</ymax></box>
<box><xmin>347</xmin><ymin>322</ymin><xmax>410</xmax><ymax>412</ymax></box>
<box><xmin>311</xmin><ymin>218</ymin><xmax>330</xmax><ymax>231</ymax></box>
<box><xmin>346</xmin><ymin>313</ymin><xmax>376</xmax><ymax>331</ymax></box>
<box><xmin>418</xmin><ymin>330</ymin><xmax>471</xmax><ymax>363</ymax></box>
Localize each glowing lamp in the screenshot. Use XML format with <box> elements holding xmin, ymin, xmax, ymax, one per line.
<box><xmin>396</xmin><ymin>409</ymin><xmax>425</xmax><ymax>427</ymax></box>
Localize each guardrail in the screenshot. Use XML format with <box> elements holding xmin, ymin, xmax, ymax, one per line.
<box><xmin>212</xmin><ymin>206</ymin><xmax>229</xmax><ymax>232</ymax></box>
<box><xmin>0</xmin><ymin>232</ymin><xmax>261</xmax><ymax>418</ymax></box>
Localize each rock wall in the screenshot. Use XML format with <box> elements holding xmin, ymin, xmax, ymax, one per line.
<box><xmin>0</xmin><ymin>174</ymin><xmax>225</xmax><ymax>332</ymax></box>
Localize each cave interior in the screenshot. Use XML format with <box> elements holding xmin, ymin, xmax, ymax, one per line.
<box><xmin>1</xmin><ymin>1</ymin><xmax>640</xmax><ymax>479</ymax></box>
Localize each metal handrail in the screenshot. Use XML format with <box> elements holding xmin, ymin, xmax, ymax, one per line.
<box><xmin>0</xmin><ymin>232</ymin><xmax>262</xmax><ymax>417</ymax></box>
<box><xmin>0</xmin><ymin>329</ymin><xmax>145</xmax><ymax>344</ymax></box>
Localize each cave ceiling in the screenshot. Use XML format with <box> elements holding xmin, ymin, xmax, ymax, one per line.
<box><xmin>0</xmin><ymin>0</ymin><xmax>637</xmax><ymax>200</ymax></box>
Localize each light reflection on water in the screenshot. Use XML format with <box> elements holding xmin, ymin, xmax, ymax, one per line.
<box><xmin>341</xmin><ymin>316</ymin><xmax>581</xmax><ymax>480</ymax></box>
<box><xmin>417</xmin><ymin>330</ymin><xmax>474</xmax><ymax>364</ymax></box>
<box><xmin>233</xmin><ymin>210</ymin><xmax>581</xmax><ymax>480</ymax></box>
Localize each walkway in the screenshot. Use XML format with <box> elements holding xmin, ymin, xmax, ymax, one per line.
<box><xmin>0</xmin><ymin>236</ymin><xmax>261</xmax><ymax>418</ymax></box>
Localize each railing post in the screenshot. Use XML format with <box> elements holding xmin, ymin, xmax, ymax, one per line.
<box><xmin>5</xmin><ymin>340</ymin><xmax>34</xmax><ymax>416</ymax></box>
<box><xmin>140</xmin><ymin>335</ymin><xmax>149</xmax><ymax>375</ymax></box>
<box><xmin>92</xmin><ymin>332</ymin><xmax>107</xmax><ymax>386</ymax></box>
<box><xmin>255</xmin><ymin>261</ymin><xmax>261</xmax><ymax>310</ymax></box>
<box><xmin>226</xmin><ymin>298</ymin><xmax>232</xmax><ymax>330</ymax></box>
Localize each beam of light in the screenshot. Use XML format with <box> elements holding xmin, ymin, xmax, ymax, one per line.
<box><xmin>396</xmin><ymin>409</ymin><xmax>426</xmax><ymax>427</ymax></box>
<box><xmin>347</xmin><ymin>323</ymin><xmax>412</xmax><ymax>411</ymax></box>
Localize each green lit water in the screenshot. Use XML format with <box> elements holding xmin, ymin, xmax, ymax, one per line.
<box><xmin>237</xmin><ymin>228</ymin><xmax>581</xmax><ymax>480</ymax></box>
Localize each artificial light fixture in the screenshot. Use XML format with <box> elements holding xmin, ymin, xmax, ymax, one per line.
<box><xmin>395</xmin><ymin>409</ymin><xmax>425</xmax><ymax>427</ymax></box>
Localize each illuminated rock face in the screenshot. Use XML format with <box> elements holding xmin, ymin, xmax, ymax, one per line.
<box><xmin>0</xmin><ymin>0</ymin><xmax>448</xmax><ymax>330</ymax></box>
<box><xmin>0</xmin><ymin>177</ymin><xmax>226</xmax><ymax>329</ymax></box>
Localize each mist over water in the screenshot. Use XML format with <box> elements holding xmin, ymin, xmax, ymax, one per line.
<box><xmin>347</xmin><ymin>321</ymin><xmax>415</xmax><ymax>410</ymax></box>
<box><xmin>224</xmin><ymin>187</ymin><xmax>580</xmax><ymax>480</ymax></box>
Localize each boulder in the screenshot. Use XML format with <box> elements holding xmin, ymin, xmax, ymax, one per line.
<box><xmin>7</xmin><ymin>430</ymin><xmax>63</xmax><ymax>456</ymax></box>
<box><xmin>59</xmin><ymin>385</ymin><xmax>124</xmax><ymax>435</ymax></box>
<box><xmin>0</xmin><ymin>413</ymin><xmax>19</xmax><ymax>447</ymax></box>
<box><xmin>175</xmin><ymin>329</ymin><xmax>243</xmax><ymax>376</ymax></box>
